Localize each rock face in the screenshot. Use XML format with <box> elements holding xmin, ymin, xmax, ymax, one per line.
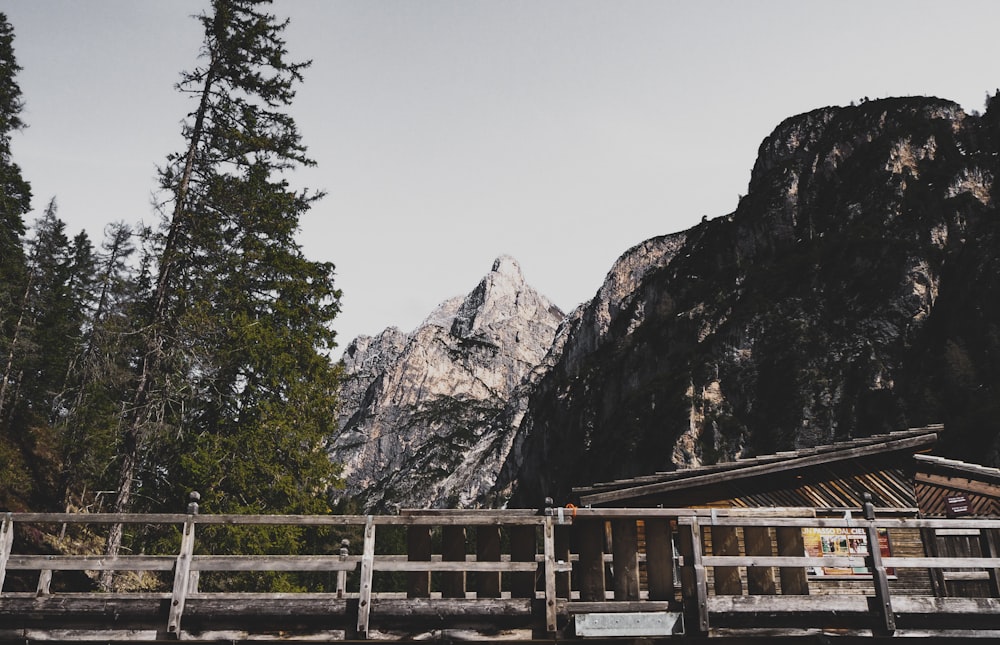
<box><xmin>506</xmin><ymin>95</ymin><xmax>1000</xmax><ymax>505</ymax></box>
<box><xmin>331</xmin><ymin>256</ymin><xmax>564</xmax><ymax>510</ymax></box>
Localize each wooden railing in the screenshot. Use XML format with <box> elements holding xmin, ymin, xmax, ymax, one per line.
<box><xmin>4</xmin><ymin>504</ymin><xmax>1000</xmax><ymax>640</ymax></box>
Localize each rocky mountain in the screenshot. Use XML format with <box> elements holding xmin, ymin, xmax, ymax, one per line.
<box><xmin>505</xmin><ymin>95</ymin><xmax>1000</xmax><ymax>505</ymax></box>
<box><xmin>335</xmin><ymin>94</ymin><xmax>1000</xmax><ymax>511</ymax></box>
<box><xmin>331</xmin><ymin>256</ymin><xmax>563</xmax><ymax>510</ymax></box>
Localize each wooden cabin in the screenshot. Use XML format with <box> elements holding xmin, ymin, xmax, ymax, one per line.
<box><xmin>571</xmin><ymin>425</ymin><xmax>990</xmax><ymax>602</ymax></box>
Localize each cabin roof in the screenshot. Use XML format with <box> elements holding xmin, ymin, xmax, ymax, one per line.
<box><xmin>914</xmin><ymin>452</ymin><xmax>1000</xmax><ymax>516</ymax></box>
<box><xmin>574</xmin><ymin>425</ymin><xmax>941</xmax><ymax>507</ymax></box>
<box><xmin>915</xmin><ymin>453</ymin><xmax>1000</xmax><ymax>486</ymax></box>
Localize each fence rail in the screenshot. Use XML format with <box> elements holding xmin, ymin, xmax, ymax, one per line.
<box><xmin>4</xmin><ymin>504</ymin><xmax>1000</xmax><ymax>640</ymax></box>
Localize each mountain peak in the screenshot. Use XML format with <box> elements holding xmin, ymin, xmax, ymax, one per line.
<box><xmin>331</xmin><ymin>255</ymin><xmax>564</xmax><ymax>510</ymax></box>
<box><xmin>491</xmin><ymin>254</ymin><xmax>523</xmax><ymax>280</ymax></box>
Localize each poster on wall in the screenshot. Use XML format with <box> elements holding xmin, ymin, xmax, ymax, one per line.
<box><xmin>802</xmin><ymin>527</ymin><xmax>894</xmax><ymax>577</ymax></box>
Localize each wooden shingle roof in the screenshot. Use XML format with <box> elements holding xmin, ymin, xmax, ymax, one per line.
<box><xmin>574</xmin><ymin>425</ymin><xmax>941</xmax><ymax>507</ymax></box>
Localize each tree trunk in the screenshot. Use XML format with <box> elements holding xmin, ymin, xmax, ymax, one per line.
<box><xmin>100</xmin><ymin>59</ymin><xmax>217</xmax><ymax>591</ymax></box>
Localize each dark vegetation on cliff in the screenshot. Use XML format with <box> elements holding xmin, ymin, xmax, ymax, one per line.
<box><xmin>507</xmin><ymin>95</ymin><xmax>1000</xmax><ymax>505</ymax></box>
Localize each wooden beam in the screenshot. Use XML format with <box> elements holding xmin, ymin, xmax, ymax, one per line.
<box><xmin>916</xmin><ymin>472</ymin><xmax>1000</xmax><ymax>500</ymax></box>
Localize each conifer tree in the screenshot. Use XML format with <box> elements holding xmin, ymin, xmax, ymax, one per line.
<box><xmin>58</xmin><ymin>222</ymin><xmax>139</xmax><ymax>505</ymax></box>
<box><xmin>0</xmin><ymin>13</ymin><xmax>32</xmax><ymax>507</ymax></box>
<box><xmin>104</xmin><ymin>0</ymin><xmax>341</xmax><ymax>579</ymax></box>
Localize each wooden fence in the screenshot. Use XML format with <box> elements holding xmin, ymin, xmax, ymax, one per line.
<box><xmin>4</xmin><ymin>504</ymin><xmax>1000</xmax><ymax>640</ymax></box>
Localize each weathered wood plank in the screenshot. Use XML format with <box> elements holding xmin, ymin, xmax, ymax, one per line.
<box><xmin>553</xmin><ymin>523</ymin><xmax>571</xmax><ymax>599</ymax></box>
<box><xmin>881</xmin><ymin>556</ymin><xmax>1000</xmax><ymax>568</ymax></box>
<box><xmin>369</xmin><ymin>597</ymin><xmax>532</xmax><ymax>617</ymax></box>
<box><xmin>707</xmin><ymin>594</ymin><xmax>869</xmax><ymax>614</ymax></box>
<box><xmin>982</xmin><ymin>528</ymin><xmax>1000</xmax><ymax>597</ymax></box>
<box><xmin>357</xmin><ymin>516</ymin><xmax>376</xmax><ymax>637</ymax></box>
<box><xmin>537</xmin><ymin>517</ymin><xmax>556</xmax><ymax>632</ymax></box>
<box><xmin>34</xmin><ymin>568</ymin><xmax>52</xmax><ymax>595</ymax></box>
<box><xmin>5</xmin><ymin>555</ymin><xmax>176</xmax><ymax>571</ymax></box>
<box><xmin>865</xmin><ymin>521</ymin><xmax>895</xmax><ymax>634</ymax></box>
<box><xmin>0</xmin><ymin>514</ymin><xmax>13</xmax><ymax>591</ymax></box>
<box><xmin>377</xmin><ymin>560</ymin><xmax>538</xmax><ymax>572</ymax></box>
<box><xmin>564</xmin><ymin>601</ymin><xmax>677</xmax><ymax>614</ymax></box>
<box><xmin>189</xmin><ymin>555</ymin><xmax>360</xmax><ymax>572</ymax></box>
<box><xmin>678</xmin><ymin>517</ymin><xmax>709</xmax><ymax>634</ymax></box>
<box><xmin>703</xmin><ymin>555</ymin><xmax>864</xmax><ymax>568</ymax></box>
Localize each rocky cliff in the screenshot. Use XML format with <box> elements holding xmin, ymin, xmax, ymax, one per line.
<box><xmin>331</xmin><ymin>256</ymin><xmax>564</xmax><ymax>510</ymax></box>
<box><xmin>334</xmin><ymin>95</ymin><xmax>1000</xmax><ymax>511</ymax></box>
<box><xmin>506</xmin><ymin>95</ymin><xmax>1000</xmax><ymax>505</ymax></box>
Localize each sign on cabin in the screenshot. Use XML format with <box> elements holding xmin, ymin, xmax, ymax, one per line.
<box><xmin>802</xmin><ymin>526</ymin><xmax>895</xmax><ymax>577</ymax></box>
<box><xmin>946</xmin><ymin>494</ymin><xmax>971</xmax><ymax>517</ymax></box>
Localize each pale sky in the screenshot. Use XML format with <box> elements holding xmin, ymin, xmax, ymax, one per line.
<box><xmin>5</xmin><ymin>1</ymin><xmax>1000</xmax><ymax>353</ymax></box>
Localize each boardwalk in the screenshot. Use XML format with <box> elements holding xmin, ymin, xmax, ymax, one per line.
<box><xmin>3</xmin><ymin>503</ymin><xmax>1000</xmax><ymax>641</ymax></box>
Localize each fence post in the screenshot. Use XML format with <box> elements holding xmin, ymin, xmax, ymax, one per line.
<box><xmin>167</xmin><ymin>491</ymin><xmax>199</xmax><ymax>637</ymax></box>
<box><xmin>554</xmin><ymin>522</ymin><xmax>572</xmax><ymax>600</ymax></box>
<box><xmin>678</xmin><ymin>517</ymin><xmax>709</xmax><ymax>634</ymax></box>
<box><xmin>0</xmin><ymin>513</ymin><xmax>13</xmax><ymax>592</ymax></box>
<box><xmin>863</xmin><ymin>494</ymin><xmax>895</xmax><ymax>635</ymax></box>
<box><xmin>543</xmin><ymin>516</ymin><xmax>558</xmax><ymax>633</ymax></box>
<box><xmin>337</xmin><ymin>539</ymin><xmax>350</xmax><ymax>599</ymax></box>
<box><xmin>356</xmin><ymin>516</ymin><xmax>376</xmax><ymax>638</ymax></box>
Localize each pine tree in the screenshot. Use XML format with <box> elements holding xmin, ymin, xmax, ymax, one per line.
<box><xmin>58</xmin><ymin>222</ymin><xmax>139</xmax><ymax>506</ymax></box>
<box><xmin>0</xmin><ymin>12</ymin><xmax>33</xmax><ymax>510</ymax></box>
<box><xmin>103</xmin><ymin>0</ymin><xmax>342</xmax><ymax>581</ymax></box>
<box><xmin>0</xmin><ymin>12</ymin><xmax>29</xmax><ymax>277</ymax></box>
